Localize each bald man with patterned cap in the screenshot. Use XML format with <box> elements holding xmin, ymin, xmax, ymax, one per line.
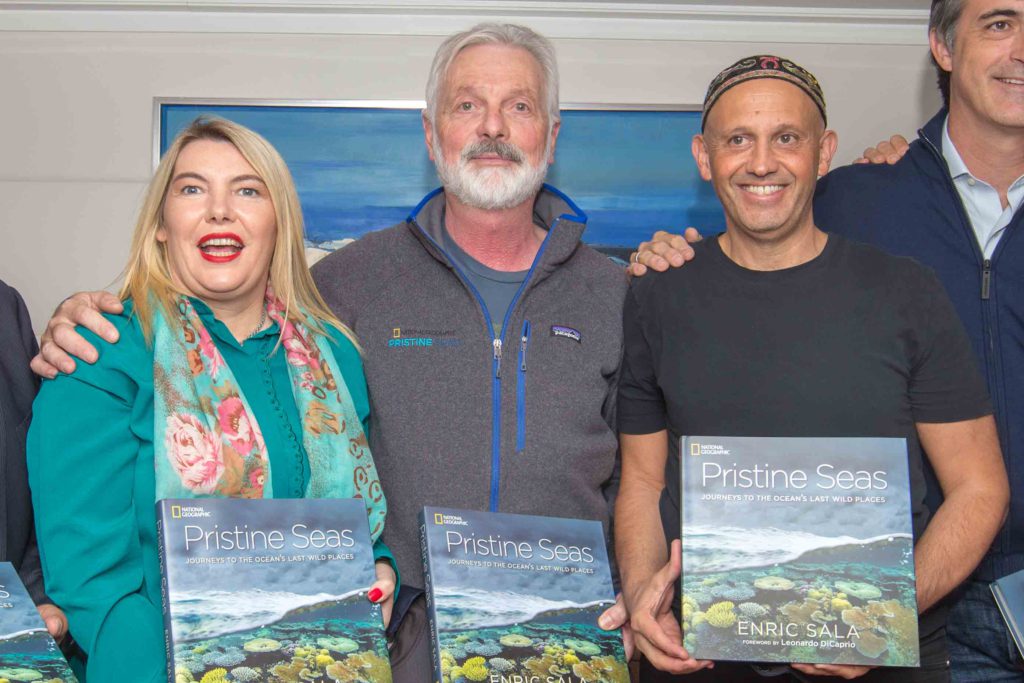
<box><xmin>614</xmin><ymin>55</ymin><xmax>1008</xmax><ymax>682</ymax></box>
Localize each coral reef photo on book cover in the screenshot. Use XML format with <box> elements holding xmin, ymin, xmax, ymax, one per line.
<box><xmin>420</xmin><ymin>507</ymin><xmax>628</xmax><ymax>683</ymax></box>
<box><xmin>680</xmin><ymin>437</ymin><xmax>919</xmax><ymax>667</ymax></box>
<box><xmin>0</xmin><ymin>562</ymin><xmax>77</xmax><ymax>682</ymax></box>
<box><xmin>157</xmin><ymin>498</ymin><xmax>390</xmax><ymax>682</ymax></box>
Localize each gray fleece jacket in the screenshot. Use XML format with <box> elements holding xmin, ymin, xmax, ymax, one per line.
<box><xmin>311</xmin><ymin>185</ymin><xmax>627</xmax><ymax>588</ymax></box>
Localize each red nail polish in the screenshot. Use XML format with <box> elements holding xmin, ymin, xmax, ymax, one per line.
<box><xmin>368</xmin><ymin>587</ymin><xmax>383</xmax><ymax>602</ymax></box>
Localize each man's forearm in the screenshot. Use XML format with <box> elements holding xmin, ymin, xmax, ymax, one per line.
<box><xmin>913</xmin><ymin>483</ymin><xmax>1007</xmax><ymax>612</ymax></box>
<box><xmin>914</xmin><ymin>416</ymin><xmax>1008</xmax><ymax>613</ymax></box>
<box><xmin>616</xmin><ymin>479</ymin><xmax>668</xmax><ymax>606</ymax></box>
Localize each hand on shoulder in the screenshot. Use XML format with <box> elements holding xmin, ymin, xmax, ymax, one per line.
<box><xmin>628</xmin><ymin>228</ymin><xmax>702</xmax><ymax>277</ymax></box>
<box><xmin>31</xmin><ymin>291</ymin><xmax>124</xmax><ymax>378</ymax></box>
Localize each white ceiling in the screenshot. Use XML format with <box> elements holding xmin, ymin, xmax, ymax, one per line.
<box><xmin>543</xmin><ymin>0</ymin><xmax>925</xmax><ymax>8</ymax></box>
<box><xmin>0</xmin><ymin>0</ymin><xmax>931</xmax><ymax>44</ymax></box>
<box><xmin>0</xmin><ymin>0</ymin><xmax>931</xmax><ymax>11</ymax></box>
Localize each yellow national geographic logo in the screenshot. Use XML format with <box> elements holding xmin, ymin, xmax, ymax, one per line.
<box><xmin>691</xmin><ymin>442</ymin><xmax>731</xmax><ymax>456</ymax></box>
<box><xmin>433</xmin><ymin>512</ymin><xmax>469</xmax><ymax>526</ymax></box>
<box><xmin>171</xmin><ymin>505</ymin><xmax>182</xmax><ymax>519</ymax></box>
<box><xmin>393</xmin><ymin>328</ymin><xmax>401</xmax><ymax>339</ymax></box>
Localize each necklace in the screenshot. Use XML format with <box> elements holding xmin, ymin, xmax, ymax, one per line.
<box><xmin>247</xmin><ymin>307</ymin><xmax>268</xmax><ymax>340</ymax></box>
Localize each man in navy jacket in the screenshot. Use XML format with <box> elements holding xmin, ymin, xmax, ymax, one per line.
<box><xmin>815</xmin><ymin>2</ymin><xmax>1024</xmax><ymax>678</ymax></box>
<box><xmin>0</xmin><ymin>279</ymin><xmax>67</xmax><ymax>641</ymax></box>
<box><xmin>632</xmin><ymin>1</ymin><xmax>1024</xmax><ymax>678</ymax></box>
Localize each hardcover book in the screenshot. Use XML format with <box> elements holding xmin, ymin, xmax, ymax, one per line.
<box><xmin>420</xmin><ymin>507</ymin><xmax>628</xmax><ymax>683</ymax></box>
<box><xmin>680</xmin><ymin>436</ymin><xmax>919</xmax><ymax>667</ymax></box>
<box><xmin>0</xmin><ymin>562</ymin><xmax>77</xmax><ymax>682</ymax></box>
<box><xmin>157</xmin><ymin>498</ymin><xmax>390</xmax><ymax>683</ymax></box>
<box><xmin>991</xmin><ymin>568</ymin><xmax>1024</xmax><ymax>660</ymax></box>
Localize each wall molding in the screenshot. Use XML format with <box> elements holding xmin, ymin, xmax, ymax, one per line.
<box><xmin>0</xmin><ymin>1</ymin><xmax>930</xmax><ymax>45</ymax></box>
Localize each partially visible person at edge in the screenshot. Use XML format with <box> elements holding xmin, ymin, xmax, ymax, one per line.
<box><xmin>28</xmin><ymin>24</ymin><xmax>630</xmax><ymax>681</ymax></box>
<box><xmin>27</xmin><ymin>118</ymin><xmax>397</xmax><ymax>682</ymax></box>
<box><xmin>631</xmin><ymin>2</ymin><xmax>1024</xmax><ymax>678</ymax></box>
<box><xmin>618</xmin><ymin>54</ymin><xmax>1008</xmax><ymax>682</ymax></box>
<box><xmin>0</xmin><ymin>280</ymin><xmax>68</xmax><ymax>645</ymax></box>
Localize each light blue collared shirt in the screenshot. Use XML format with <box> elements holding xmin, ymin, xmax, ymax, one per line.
<box><xmin>942</xmin><ymin>116</ymin><xmax>1024</xmax><ymax>259</ymax></box>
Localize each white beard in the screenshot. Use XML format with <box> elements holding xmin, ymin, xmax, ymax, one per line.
<box><xmin>433</xmin><ymin>135</ymin><xmax>550</xmax><ymax>211</ymax></box>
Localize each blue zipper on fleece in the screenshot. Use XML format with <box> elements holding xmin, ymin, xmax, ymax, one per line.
<box><xmin>407</xmin><ymin>208</ymin><xmax>554</xmax><ymax>512</ymax></box>
<box><xmin>491</xmin><ymin>234</ymin><xmax>554</xmax><ymax>509</ymax></box>
<box><xmin>516</xmin><ymin>320</ymin><xmax>531</xmax><ymax>453</ymax></box>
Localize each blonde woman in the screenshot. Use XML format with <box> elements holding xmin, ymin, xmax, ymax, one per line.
<box><xmin>28</xmin><ymin>118</ymin><xmax>395</xmax><ymax>682</ymax></box>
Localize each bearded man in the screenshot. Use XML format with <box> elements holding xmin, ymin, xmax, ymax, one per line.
<box><xmin>309</xmin><ymin>24</ymin><xmax>628</xmax><ymax>678</ymax></box>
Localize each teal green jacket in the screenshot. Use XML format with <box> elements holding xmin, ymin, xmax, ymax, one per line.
<box><xmin>27</xmin><ymin>300</ymin><xmax>393</xmax><ymax>682</ymax></box>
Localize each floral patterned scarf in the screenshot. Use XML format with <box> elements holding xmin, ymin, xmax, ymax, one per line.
<box><xmin>152</xmin><ymin>291</ymin><xmax>386</xmax><ymax>541</ymax></box>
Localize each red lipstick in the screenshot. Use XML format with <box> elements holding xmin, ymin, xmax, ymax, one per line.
<box><xmin>197</xmin><ymin>232</ymin><xmax>244</xmax><ymax>263</ymax></box>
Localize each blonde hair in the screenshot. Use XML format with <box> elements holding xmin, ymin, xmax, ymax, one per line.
<box><xmin>120</xmin><ymin>116</ymin><xmax>356</xmax><ymax>347</ymax></box>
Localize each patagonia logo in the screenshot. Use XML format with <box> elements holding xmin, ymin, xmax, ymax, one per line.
<box><xmin>550</xmin><ymin>325</ymin><xmax>581</xmax><ymax>343</ymax></box>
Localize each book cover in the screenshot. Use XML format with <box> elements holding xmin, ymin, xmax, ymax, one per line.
<box><xmin>0</xmin><ymin>562</ymin><xmax>77</xmax><ymax>682</ymax></box>
<box><xmin>157</xmin><ymin>498</ymin><xmax>390</xmax><ymax>682</ymax></box>
<box><xmin>991</xmin><ymin>569</ymin><xmax>1024</xmax><ymax>660</ymax></box>
<box><xmin>420</xmin><ymin>507</ymin><xmax>628</xmax><ymax>683</ymax></box>
<box><xmin>680</xmin><ymin>436</ymin><xmax>919</xmax><ymax>667</ymax></box>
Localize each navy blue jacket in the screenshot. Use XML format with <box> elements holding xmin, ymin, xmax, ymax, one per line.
<box><xmin>815</xmin><ymin>110</ymin><xmax>1022</xmax><ymax>581</ymax></box>
<box><xmin>0</xmin><ymin>279</ymin><xmax>48</xmax><ymax>603</ymax></box>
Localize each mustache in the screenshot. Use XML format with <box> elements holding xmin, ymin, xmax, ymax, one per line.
<box><xmin>461</xmin><ymin>139</ymin><xmax>525</xmax><ymax>164</ymax></box>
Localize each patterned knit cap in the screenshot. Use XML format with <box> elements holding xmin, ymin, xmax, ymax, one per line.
<box><xmin>702</xmin><ymin>55</ymin><xmax>826</xmax><ymax>131</ymax></box>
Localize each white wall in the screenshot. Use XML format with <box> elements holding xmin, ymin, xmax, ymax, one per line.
<box><xmin>0</xmin><ymin>12</ymin><xmax>941</xmax><ymax>330</ymax></box>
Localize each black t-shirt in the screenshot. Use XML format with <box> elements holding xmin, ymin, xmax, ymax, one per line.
<box><xmin>619</xmin><ymin>234</ymin><xmax>992</xmax><ymax>551</ymax></box>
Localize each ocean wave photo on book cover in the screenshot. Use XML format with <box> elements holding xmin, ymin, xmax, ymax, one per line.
<box><xmin>420</xmin><ymin>507</ymin><xmax>627</xmax><ymax>683</ymax></box>
<box><xmin>0</xmin><ymin>562</ymin><xmax>77</xmax><ymax>682</ymax></box>
<box><xmin>680</xmin><ymin>437</ymin><xmax>919</xmax><ymax>667</ymax></box>
<box><xmin>157</xmin><ymin>498</ymin><xmax>390</xmax><ymax>682</ymax></box>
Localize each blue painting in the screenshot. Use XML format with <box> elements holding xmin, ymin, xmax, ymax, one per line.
<box><xmin>159</xmin><ymin>102</ymin><xmax>724</xmax><ymax>258</ymax></box>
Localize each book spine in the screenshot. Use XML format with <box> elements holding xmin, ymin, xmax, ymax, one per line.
<box><xmin>419</xmin><ymin>511</ymin><xmax>443</xmax><ymax>683</ymax></box>
<box><xmin>679</xmin><ymin>436</ymin><xmax>690</xmax><ymax>646</ymax></box>
<box><xmin>991</xmin><ymin>582</ymin><xmax>1024</xmax><ymax>660</ymax></box>
<box><xmin>155</xmin><ymin>502</ymin><xmax>175</xmax><ymax>683</ymax></box>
